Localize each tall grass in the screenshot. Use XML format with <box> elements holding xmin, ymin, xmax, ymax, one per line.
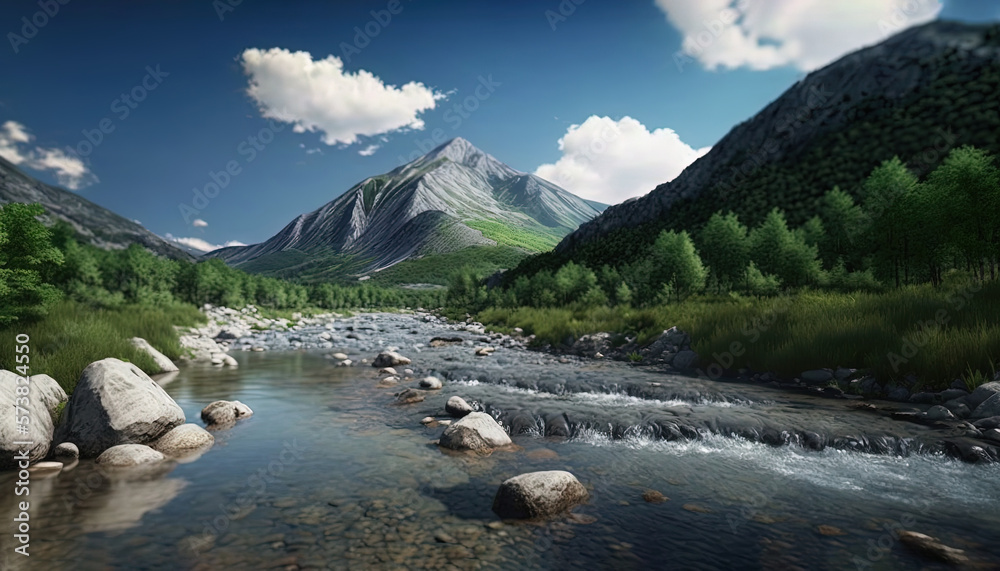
<box><xmin>0</xmin><ymin>300</ymin><xmax>205</xmax><ymax>393</ymax></box>
<box><xmin>478</xmin><ymin>280</ymin><xmax>1000</xmax><ymax>389</ymax></box>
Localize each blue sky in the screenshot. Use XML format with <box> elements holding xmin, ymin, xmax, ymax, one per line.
<box><xmin>0</xmin><ymin>0</ymin><xmax>997</xmax><ymax>252</ymax></box>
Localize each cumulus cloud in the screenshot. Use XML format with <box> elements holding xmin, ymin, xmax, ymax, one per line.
<box><xmin>534</xmin><ymin>116</ymin><xmax>709</xmax><ymax>205</ymax></box>
<box><xmin>166</xmin><ymin>234</ymin><xmax>246</xmax><ymax>253</ymax></box>
<box><xmin>0</xmin><ymin>120</ymin><xmax>96</xmax><ymax>190</ymax></box>
<box><xmin>192</xmin><ymin>219</ymin><xmax>208</xmax><ymax>228</ymax></box>
<box><xmin>358</xmin><ymin>144</ymin><xmax>380</xmax><ymax>156</ymax></box>
<box><xmin>240</xmin><ymin>48</ymin><xmax>445</xmax><ymax>147</ymax></box>
<box><xmin>656</xmin><ymin>0</ymin><xmax>942</xmax><ymax>72</ymax></box>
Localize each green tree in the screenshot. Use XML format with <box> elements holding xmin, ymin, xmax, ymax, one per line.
<box><xmin>699</xmin><ymin>211</ymin><xmax>749</xmax><ymax>292</ymax></box>
<box><xmin>0</xmin><ymin>203</ymin><xmax>64</xmax><ymax>323</ymax></box>
<box><xmin>649</xmin><ymin>230</ymin><xmax>707</xmax><ymax>301</ymax></box>
<box><xmin>749</xmin><ymin>209</ymin><xmax>822</xmax><ymax>289</ymax></box>
<box><xmin>818</xmin><ymin>186</ymin><xmax>865</xmax><ymax>269</ymax></box>
<box><xmin>861</xmin><ymin>157</ymin><xmax>919</xmax><ymax>287</ymax></box>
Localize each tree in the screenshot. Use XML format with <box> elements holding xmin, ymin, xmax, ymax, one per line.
<box><xmin>818</xmin><ymin>186</ymin><xmax>865</xmax><ymax>269</ymax></box>
<box><xmin>699</xmin><ymin>211</ymin><xmax>749</xmax><ymax>292</ymax></box>
<box><xmin>860</xmin><ymin>157</ymin><xmax>919</xmax><ymax>287</ymax></box>
<box><xmin>748</xmin><ymin>208</ymin><xmax>822</xmax><ymax>289</ymax></box>
<box><xmin>0</xmin><ymin>203</ymin><xmax>64</xmax><ymax>323</ymax></box>
<box><xmin>648</xmin><ymin>230</ymin><xmax>707</xmax><ymax>301</ymax></box>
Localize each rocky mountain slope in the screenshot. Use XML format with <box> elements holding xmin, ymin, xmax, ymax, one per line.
<box><xmin>537</xmin><ymin>20</ymin><xmax>1000</xmax><ymax>272</ymax></box>
<box><xmin>210</xmin><ymin>138</ymin><xmax>604</xmax><ymax>278</ymax></box>
<box><xmin>0</xmin><ymin>157</ymin><xmax>191</xmax><ymax>259</ymax></box>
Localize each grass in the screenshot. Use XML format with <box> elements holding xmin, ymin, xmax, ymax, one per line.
<box><xmin>477</xmin><ymin>280</ymin><xmax>1000</xmax><ymax>389</ymax></box>
<box><xmin>368</xmin><ymin>246</ymin><xmax>529</xmax><ymax>286</ymax></box>
<box><xmin>464</xmin><ymin>219</ymin><xmax>564</xmax><ymax>252</ymax></box>
<box><xmin>0</xmin><ymin>300</ymin><xmax>205</xmax><ymax>394</ymax></box>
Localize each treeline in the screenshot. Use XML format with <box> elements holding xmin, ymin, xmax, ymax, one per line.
<box><xmin>454</xmin><ymin>146</ymin><xmax>999</xmax><ymax>310</ymax></box>
<box><xmin>0</xmin><ymin>204</ymin><xmax>444</xmax><ymax>325</ymax></box>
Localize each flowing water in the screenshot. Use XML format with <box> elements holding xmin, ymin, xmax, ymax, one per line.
<box><xmin>2</xmin><ymin>313</ymin><xmax>999</xmax><ymax>570</ymax></box>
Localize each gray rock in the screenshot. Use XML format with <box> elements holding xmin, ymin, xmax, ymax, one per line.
<box><xmin>439</xmin><ymin>412</ymin><xmax>512</xmax><ymax>451</ymax></box>
<box><xmin>899</xmin><ymin>531</ymin><xmax>968</xmax><ymax>564</ymax></box>
<box><xmin>130</xmin><ymin>337</ymin><xmax>179</xmax><ymax>373</ymax></box>
<box><xmin>445</xmin><ymin>396</ymin><xmax>473</xmax><ymax>418</ymax></box>
<box><xmin>924</xmin><ymin>405</ymin><xmax>956</xmax><ymax>421</ymax></box>
<box><xmin>939</xmin><ymin>388</ymin><xmax>969</xmax><ymax>402</ymax></box>
<box><xmin>834</xmin><ymin>368</ymin><xmax>855</xmax><ymax>382</ymax></box>
<box><xmin>331</xmin><ymin>352</ymin><xmax>349</xmax><ymax>360</ymax></box>
<box><xmin>908</xmin><ymin>392</ymin><xmax>936</xmax><ymax>404</ymax></box>
<box><xmin>377</xmin><ymin>367</ymin><xmax>398</xmax><ymax>376</ymax></box>
<box><xmin>30</xmin><ymin>374</ymin><xmax>68</xmax><ymax>416</ymax></box>
<box><xmin>672</xmin><ymin>350</ymin><xmax>699</xmax><ymax>371</ymax></box>
<box><xmin>1</xmin><ymin>370</ymin><xmax>57</xmax><ymax>470</ymax></box>
<box><xmin>943</xmin><ymin>401</ymin><xmax>970</xmax><ymax>419</ymax></box>
<box><xmin>419</xmin><ymin>376</ymin><xmax>443</xmax><ymax>390</ymax></box>
<box><xmin>973</xmin><ymin>416</ymin><xmax>1000</xmax><ymax>430</ymax></box>
<box><xmin>96</xmin><ymin>444</ymin><xmax>165</xmax><ymax>467</ymax></box>
<box><xmin>887</xmin><ymin>387</ymin><xmax>911</xmax><ymax>401</ymax></box>
<box><xmin>201</xmin><ymin>400</ymin><xmax>253</xmax><ymax>428</ymax></box>
<box><xmin>858</xmin><ymin>377</ymin><xmax>881</xmax><ymax>396</ymax></box>
<box><xmin>53</xmin><ymin>442</ymin><xmax>79</xmax><ymax>460</ymax></box>
<box><xmin>950</xmin><ymin>378</ymin><xmax>969</xmax><ymax>390</ymax></box>
<box><xmin>800</xmin><ymin>369</ymin><xmax>834</xmax><ymax>385</ymax></box>
<box><xmin>55</xmin><ymin>359</ymin><xmax>185</xmax><ymax>458</ymax></box>
<box><xmin>492</xmin><ymin>471</ymin><xmax>589</xmax><ymax>519</ymax></box>
<box><xmin>971</xmin><ymin>393</ymin><xmax>1000</xmax><ymax>419</ymax></box>
<box><xmin>395</xmin><ymin>388</ymin><xmax>426</xmax><ymax>404</ymax></box>
<box><xmin>982</xmin><ymin>428</ymin><xmax>1000</xmax><ymax>443</ymax></box>
<box><xmin>967</xmin><ymin>381</ymin><xmax>1000</xmax><ymax>410</ymax></box>
<box><xmin>372</xmin><ymin>351</ymin><xmax>411</xmax><ymax>368</ymax></box>
<box><xmin>151</xmin><ymin>424</ymin><xmax>215</xmax><ymax>456</ymax></box>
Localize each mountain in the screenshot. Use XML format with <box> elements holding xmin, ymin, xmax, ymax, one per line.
<box><xmin>0</xmin><ymin>157</ymin><xmax>191</xmax><ymax>259</ymax></box>
<box><xmin>210</xmin><ymin>138</ymin><xmax>605</xmax><ymax>280</ymax></box>
<box><xmin>529</xmin><ymin>21</ymin><xmax>1000</xmax><ymax>274</ymax></box>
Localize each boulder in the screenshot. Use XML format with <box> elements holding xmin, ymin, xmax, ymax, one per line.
<box><xmin>201</xmin><ymin>400</ymin><xmax>253</xmax><ymax>428</ymax></box>
<box><xmin>1</xmin><ymin>370</ymin><xmax>57</xmax><ymax>470</ymax></box>
<box><xmin>973</xmin><ymin>416</ymin><xmax>1000</xmax><ymax>430</ymax></box>
<box><xmin>800</xmin><ymin>369</ymin><xmax>834</xmax><ymax>386</ymax></box>
<box><xmin>53</xmin><ymin>442</ymin><xmax>79</xmax><ymax>460</ymax></box>
<box><xmin>982</xmin><ymin>428</ymin><xmax>1000</xmax><ymax>443</ymax></box>
<box><xmin>924</xmin><ymin>405</ymin><xmax>956</xmax><ymax>421</ymax></box>
<box><xmin>151</xmin><ymin>424</ymin><xmax>215</xmax><ymax>456</ymax></box>
<box><xmin>395</xmin><ymin>388</ymin><xmax>426</xmax><ymax>404</ymax></box>
<box><xmin>887</xmin><ymin>387</ymin><xmax>911</xmax><ymax>401</ymax></box>
<box><xmin>30</xmin><ymin>374</ymin><xmax>67</xmax><ymax>416</ymax></box>
<box><xmin>445</xmin><ymin>396</ymin><xmax>473</xmax><ymax>418</ymax></box>
<box><xmin>378</xmin><ymin>367</ymin><xmax>398</xmax><ymax>376</ymax></box>
<box><xmin>898</xmin><ymin>531</ymin><xmax>969</xmax><ymax>564</ymax></box>
<box><xmin>372</xmin><ymin>351</ymin><xmax>411</xmax><ymax>368</ymax></box>
<box><xmin>419</xmin><ymin>376</ymin><xmax>443</xmax><ymax>390</ymax></box>
<box><xmin>671</xmin><ymin>350</ymin><xmax>699</xmax><ymax>371</ymax></box>
<box><xmin>55</xmin><ymin>359</ymin><xmax>185</xmax><ymax>458</ymax></box>
<box><xmin>491</xmin><ymin>471</ymin><xmax>589</xmax><ymax>519</ymax></box>
<box><xmin>967</xmin><ymin>381</ymin><xmax>1000</xmax><ymax>410</ymax></box>
<box><xmin>96</xmin><ymin>444</ymin><xmax>165</xmax><ymax>467</ymax></box>
<box><xmin>130</xmin><ymin>337</ymin><xmax>179</xmax><ymax>373</ymax></box>
<box><xmin>439</xmin><ymin>412</ymin><xmax>512</xmax><ymax>451</ymax></box>
<box><xmin>971</xmin><ymin>393</ymin><xmax>1000</xmax><ymax>419</ymax></box>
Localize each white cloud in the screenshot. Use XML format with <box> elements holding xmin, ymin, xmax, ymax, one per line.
<box><xmin>358</xmin><ymin>144</ymin><xmax>380</xmax><ymax>156</ymax></box>
<box><xmin>192</xmin><ymin>219</ymin><xmax>208</xmax><ymax>228</ymax></box>
<box><xmin>656</xmin><ymin>0</ymin><xmax>942</xmax><ymax>72</ymax></box>
<box><xmin>240</xmin><ymin>47</ymin><xmax>445</xmax><ymax>147</ymax></box>
<box><xmin>0</xmin><ymin>120</ymin><xmax>96</xmax><ymax>190</ymax></box>
<box><xmin>534</xmin><ymin>116</ymin><xmax>709</xmax><ymax>205</ymax></box>
<box><xmin>166</xmin><ymin>234</ymin><xmax>246</xmax><ymax>253</ymax></box>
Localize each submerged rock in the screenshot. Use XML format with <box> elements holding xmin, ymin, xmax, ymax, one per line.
<box><xmin>395</xmin><ymin>388</ymin><xmax>426</xmax><ymax>404</ymax></box>
<box><xmin>53</xmin><ymin>442</ymin><xmax>79</xmax><ymax>460</ymax></box>
<box><xmin>201</xmin><ymin>400</ymin><xmax>254</xmax><ymax>428</ymax></box>
<box><xmin>152</xmin><ymin>424</ymin><xmax>215</xmax><ymax>456</ymax></box>
<box><xmin>96</xmin><ymin>444</ymin><xmax>165</xmax><ymax>467</ymax></box>
<box><xmin>55</xmin><ymin>359</ymin><xmax>185</xmax><ymax>458</ymax></box>
<box><xmin>419</xmin><ymin>376</ymin><xmax>443</xmax><ymax>390</ymax></box>
<box><xmin>492</xmin><ymin>471</ymin><xmax>589</xmax><ymax>519</ymax></box>
<box><xmin>373</xmin><ymin>351</ymin><xmax>411</xmax><ymax>368</ymax></box>
<box><xmin>898</xmin><ymin>531</ymin><xmax>969</xmax><ymax>564</ymax></box>
<box><xmin>439</xmin><ymin>412</ymin><xmax>512</xmax><ymax>451</ymax></box>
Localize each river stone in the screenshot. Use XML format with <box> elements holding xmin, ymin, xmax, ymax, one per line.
<box><xmin>492</xmin><ymin>471</ymin><xmax>589</xmax><ymax>519</ymax></box>
<box><xmin>967</xmin><ymin>381</ymin><xmax>1000</xmax><ymax>409</ymax></box>
<box><xmin>201</xmin><ymin>400</ymin><xmax>253</xmax><ymax>427</ymax></box>
<box><xmin>445</xmin><ymin>396</ymin><xmax>473</xmax><ymax>418</ymax></box>
<box><xmin>395</xmin><ymin>388</ymin><xmax>426</xmax><ymax>404</ymax></box>
<box><xmin>130</xmin><ymin>337</ymin><xmax>179</xmax><ymax>373</ymax></box>
<box><xmin>96</xmin><ymin>444</ymin><xmax>165</xmax><ymax>467</ymax></box>
<box><xmin>53</xmin><ymin>442</ymin><xmax>79</xmax><ymax>460</ymax></box>
<box><xmin>800</xmin><ymin>370</ymin><xmax>833</xmax><ymax>386</ymax></box>
<box><xmin>378</xmin><ymin>367</ymin><xmax>398</xmax><ymax>376</ymax></box>
<box><xmin>372</xmin><ymin>351</ymin><xmax>411</xmax><ymax>368</ymax></box>
<box><xmin>30</xmin><ymin>374</ymin><xmax>68</xmax><ymax>416</ymax></box>
<box><xmin>672</xmin><ymin>350</ymin><xmax>699</xmax><ymax>371</ymax></box>
<box><xmin>151</xmin><ymin>424</ymin><xmax>215</xmax><ymax>456</ymax></box>
<box><xmin>55</xmin><ymin>359</ymin><xmax>185</xmax><ymax>458</ymax></box>
<box><xmin>982</xmin><ymin>429</ymin><xmax>1000</xmax><ymax>443</ymax></box>
<box><xmin>939</xmin><ymin>388</ymin><xmax>968</xmax><ymax>402</ymax></box>
<box><xmin>899</xmin><ymin>531</ymin><xmax>968</xmax><ymax>564</ymax></box>
<box><xmin>332</xmin><ymin>352</ymin><xmax>349</xmax><ymax>360</ymax></box>
<box><xmin>0</xmin><ymin>370</ymin><xmax>58</xmax><ymax>470</ymax></box>
<box><xmin>419</xmin><ymin>376</ymin><xmax>443</xmax><ymax>390</ymax></box>
<box><xmin>439</xmin><ymin>412</ymin><xmax>512</xmax><ymax>451</ymax></box>
<box><xmin>924</xmin><ymin>405</ymin><xmax>955</xmax><ymax>421</ymax></box>
<box><xmin>887</xmin><ymin>387</ymin><xmax>911</xmax><ymax>401</ymax></box>
<box><xmin>971</xmin><ymin>393</ymin><xmax>1000</xmax><ymax>419</ymax></box>
<box><xmin>973</xmin><ymin>416</ymin><xmax>1000</xmax><ymax>430</ymax></box>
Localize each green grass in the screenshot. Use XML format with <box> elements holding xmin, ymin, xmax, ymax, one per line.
<box><xmin>368</xmin><ymin>246</ymin><xmax>529</xmax><ymax>286</ymax></box>
<box><xmin>477</xmin><ymin>280</ymin><xmax>1000</xmax><ymax>389</ymax></box>
<box><xmin>0</xmin><ymin>300</ymin><xmax>205</xmax><ymax>393</ymax></box>
<box><xmin>464</xmin><ymin>219</ymin><xmax>564</xmax><ymax>252</ymax></box>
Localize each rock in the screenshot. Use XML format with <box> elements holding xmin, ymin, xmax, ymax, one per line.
<box><xmin>973</xmin><ymin>416</ymin><xmax>1000</xmax><ymax>430</ymax></box>
<box><xmin>332</xmin><ymin>352</ymin><xmax>349</xmax><ymax>361</ymax></box>
<box><xmin>222</xmin><ymin>355</ymin><xmax>238</xmax><ymax>367</ymax></box>
<box><xmin>924</xmin><ymin>405</ymin><xmax>956</xmax><ymax>421</ymax></box>
<box><xmin>130</xmin><ymin>337</ymin><xmax>179</xmax><ymax>373</ymax></box>
<box><xmin>420</xmin><ymin>417</ymin><xmax>436</xmax><ymax>425</ymax></box>
<box><xmin>475</xmin><ymin>347</ymin><xmax>496</xmax><ymax>357</ymax></box>
<box><xmin>642</xmin><ymin>490</ymin><xmax>668</xmax><ymax>504</ymax></box>
<box><xmin>967</xmin><ymin>381</ymin><xmax>1000</xmax><ymax>409</ymax></box>
<box><xmin>337</xmin><ymin>359</ymin><xmax>353</xmax><ymax>367</ymax></box>
<box><xmin>439</xmin><ymin>412</ymin><xmax>512</xmax><ymax>451</ymax></box>
<box><xmin>28</xmin><ymin>461</ymin><xmax>63</xmax><ymax>476</ymax></box>
<box><xmin>671</xmin><ymin>350</ymin><xmax>699</xmax><ymax>371</ymax></box>
<box><xmin>201</xmin><ymin>400</ymin><xmax>254</xmax><ymax>428</ymax></box>
<box><xmin>372</xmin><ymin>351</ymin><xmax>411</xmax><ymax>368</ymax></box>
<box><xmin>898</xmin><ymin>531</ymin><xmax>969</xmax><ymax>564</ymax></box>
<box><xmin>30</xmin><ymin>374</ymin><xmax>68</xmax><ymax>416</ymax></box>
<box><xmin>972</xmin><ymin>393</ymin><xmax>1000</xmax><ymax>419</ymax></box>
<box><xmin>378</xmin><ymin>367</ymin><xmax>398</xmax><ymax>376</ymax></box>
<box><xmin>887</xmin><ymin>387</ymin><xmax>911</xmax><ymax>401</ymax></box>
<box><xmin>858</xmin><ymin>377</ymin><xmax>882</xmax><ymax>396</ymax></box>
<box><xmin>151</xmin><ymin>424</ymin><xmax>215</xmax><ymax>456</ymax></box>
<box><xmin>395</xmin><ymin>388</ymin><xmax>426</xmax><ymax>404</ymax></box>
<box><xmin>834</xmin><ymin>367</ymin><xmax>855</xmax><ymax>382</ymax></box>
<box><xmin>982</xmin><ymin>428</ymin><xmax>1000</xmax><ymax>443</ymax></box>
<box><xmin>438</xmin><ymin>419</ymin><xmax>452</xmax><ymax>426</ymax></box>
<box><xmin>491</xmin><ymin>471</ymin><xmax>589</xmax><ymax>519</ymax></box>
<box><xmin>943</xmin><ymin>401</ymin><xmax>971</xmax><ymax>418</ymax></box>
<box><xmin>429</xmin><ymin>337</ymin><xmax>464</xmax><ymax>348</ymax></box>
<box><xmin>54</xmin><ymin>359</ymin><xmax>185</xmax><ymax>458</ymax></box>
<box><xmin>251</xmin><ymin>346</ymin><xmax>266</xmax><ymax>352</ymax></box>
<box><xmin>445</xmin><ymin>396</ymin><xmax>473</xmax><ymax>418</ymax></box>
<box><xmin>404</xmin><ymin>369</ymin><xmax>414</xmax><ymax>375</ymax></box>
<box><xmin>817</xmin><ymin>525</ymin><xmax>846</xmax><ymax>536</ymax></box>
<box><xmin>53</xmin><ymin>442</ymin><xmax>80</xmax><ymax>459</ymax></box>
<box><xmin>939</xmin><ymin>388</ymin><xmax>969</xmax><ymax>402</ymax></box>
<box><xmin>419</xmin><ymin>376</ymin><xmax>443</xmax><ymax>390</ymax></box>
<box><xmin>96</xmin><ymin>444</ymin><xmax>165</xmax><ymax>467</ymax></box>
<box><xmin>800</xmin><ymin>369</ymin><xmax>834</xmax><ymax>386</ymax></box>
<box><xmin>376</xmin><ymin>376</ymin><xmax>399</xmax><ymax>387</ymax></box>
<box><xmin>1</xmin><ymin>370</ymin><xmax>58</xmax><ymax>469</ymax></box>
<box><xmin>908</xmin><ymin>392</ymin><xmax>937</xmax><ymax>404</ymax></box>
